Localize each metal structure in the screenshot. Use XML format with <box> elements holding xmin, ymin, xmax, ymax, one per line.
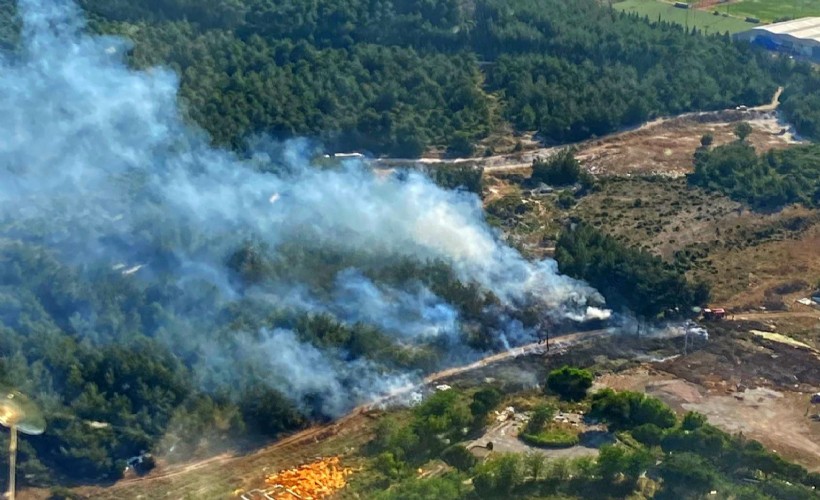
<box><xmin>734</xmin><ymin>17</ymin><xmax>820</xmax><ymax>61</ymax></box>
<box><xmin>0</xmin><ymin>388</ymin><xmax>45</xmax><ymax>500</ymax></box>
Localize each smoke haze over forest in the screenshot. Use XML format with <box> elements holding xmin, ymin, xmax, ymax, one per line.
<box><xmin>0</xmin><ymin>0</ymin><xmax>607</xmax><ymax>416</ymax></box>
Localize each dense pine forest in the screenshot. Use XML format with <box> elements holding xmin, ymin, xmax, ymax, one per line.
<box><xmin>689</xmin><ymin>128</ymin><xmax>820</xmax><ymax>210</ymax></box>
<box><xmin>0</xmin><ymin>0</ymin><xmax>818</xmax><ymax>491</ymax></box>
<box><xmin>0</xmin><ymin>0</ymin><xmax>788</xmax><ymax>156</ymax></box>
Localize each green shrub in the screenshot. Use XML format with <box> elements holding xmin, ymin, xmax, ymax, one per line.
<box><xmin>557</xmin><ymin>190</ymin><xmax>576</xmax><ymax>209</ymax></box>
<box><xmin>470</xmin><ymin>387</ymin><xmax>503</xmax><ymax>426</ymax></box>
<box><xmin>590</xmin><ymin>389</ymin><xmax>676</xmax><ymax>431</ymax></box>
<box><xmin>532</xmin><ymin>149</ymin><xmax>593</xmax><ymax>187</ymax></box>
<box><xmin>519</xmin><ymin>427</ymin><xmax>580</xmax><ymax>448</ymax></box>
<box><xmin>473</xmin><ymin>454</ymin><xmax>523</xmax><ymax>497</ymax></box>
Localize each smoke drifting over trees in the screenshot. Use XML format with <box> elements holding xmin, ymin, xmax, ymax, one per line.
<box><xmin>0</xmin><ymin>0</ymin><xmax>608</xmax><ymax>482</ymax></box>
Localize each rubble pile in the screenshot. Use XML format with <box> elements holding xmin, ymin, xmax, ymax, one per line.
<box><xmin>264</xmin><ymin>457</ymin><xmax>352</xmax><ymax>499</ymax></box>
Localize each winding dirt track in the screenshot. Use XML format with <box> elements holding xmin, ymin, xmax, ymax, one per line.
<box><xmin>373</xmin><ymin>88</ymin><xmax>784</xmax><ymax>174</ymax></box>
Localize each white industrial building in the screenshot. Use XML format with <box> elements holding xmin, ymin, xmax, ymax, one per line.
<box><xmin>734</xmin><ymin>17</ymin><xmax>820</xmax><ymax>61</ymax></box>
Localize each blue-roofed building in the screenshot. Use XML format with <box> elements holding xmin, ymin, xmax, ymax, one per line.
<box><xmin>734</xmin><ymin>17</ymin><xmax>820</xmax><ymax>62</ymax></box>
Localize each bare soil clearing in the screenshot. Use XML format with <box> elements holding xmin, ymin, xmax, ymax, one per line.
<box><xmin>578</xmin><ymin>112</ymin><xmax>799</xmax><ymax>177</ymax></box>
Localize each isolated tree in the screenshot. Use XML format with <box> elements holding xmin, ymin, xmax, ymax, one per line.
<box><xmin>531</xmin><ymin>148</ymin><xmax>591</xmax><ymax>187</ymax></box>
<box><xmin>632</xmin><ymin>396</ymin><xmax>677</xmax><ymax>429</ymax></box>
<box><xmin>376</xmin><ymin>451</ymin><xmax>408</xmax><ymax>480</ymax></box>
<box><xmin>374</xmin><ymin>475</ymin><xmax>463</xmax><ymax>500</ymax></box>
<box><xmin>734</xmin><ymin>121</ymin><xmax>753</xmax><ymax>142</ymax></box>
<box><xmin>431</xmin><ymin>165</ymin><xmax>484</xmax><ymax>194</ymax></box>
<box><xmin>446</xmin><ymin>133</ymin><xmax>475</xmax><ymax>158</ymax></box>
<box><xmin>596</xmin><ymin>445</ymin><xmax>628</xmax><ymax>485</ymax></box>
<box><xmin>557</xmin><ymin>190</ymin><xmax>576</xmax><ymax>209</ymax></box>
<box><xmin>625</xmin><ymin>448</ymin><xmax>654</xmax><ymax>485</ymax></box>
<box><xmin>631</xmin><ymin>423</ymin><xmax>664</xmax><ymax>446</ymax></box>
<box><xmin>473</xmin><ymin>454</ymin><xmax>523</xmax><ymax>497</ymax></box>
<box><xmin>373</xmin><ymin>417</ymin><xmax>419</xmax><ymax>459</ymax></box>
<box><xmin>545</xmin><ymin>458</ymin><xmax>571</xmax><ymax>482</ymax></box>
<box><xmin>591</xmin><ymin>390</ymin><xmax>676</xmax><ymax>430</ymax></box>
<box><xmin>546</xmin><ymin>366</ymin><xmax>593</xmax><ymax>401</ymax></box>
<box><xmin>413</xmin><ymin>391</ymin><xmax>471</xmax><ymax>455</ymax></box>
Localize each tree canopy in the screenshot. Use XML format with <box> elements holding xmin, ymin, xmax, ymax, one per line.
<box><xmin>545</xmin><ymin>366</ymin><xmax>593</xmax><ymax>401</ymax></box>
<box><xmin>555</xmin><ymin>224</ymin><xmax>710</xmax><ymax>319</ymax></box>
<box><xmin>689</xmin><ymin>140</ymin><xmax>820</xmax><ymax>210</ymax></box>
<box><xmin>0</xmin><ymin>0</ymin><xmax>786</xmax><ymax>157</ymax></box>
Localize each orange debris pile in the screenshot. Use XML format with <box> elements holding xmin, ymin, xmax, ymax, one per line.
<box><xmin>264</xmin><ymin>457</ymin><xmax>352</xmax><ymax>499</ymax></box>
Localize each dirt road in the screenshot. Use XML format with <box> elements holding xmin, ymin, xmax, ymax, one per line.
<box><xmin>417</xmin><ymin>328</ymin><xmax>608</xmax><ymax>387</ymax></box>
<box><xmin>754</xmin><ymin>86</ymin><xmax>783</xmax><ymax>112</ymax></box>
<box><xmin>372</xmin><ymin>88</ymin><xmax>787</xmax><ymax>175</ymax></box>
<box><xmin>730</xmin><ymin>311</ymin><xmax>820</xmax><ymax>321</ymax></box>
<box><xmin>465</xmin><ymin>418</ymin><xmax>612</xmax><ymax>460</ymax></box>
<box><xmin>77</xmin><ymin>328</ymin><xmax>615</xmax><ymax>498</ymax></box>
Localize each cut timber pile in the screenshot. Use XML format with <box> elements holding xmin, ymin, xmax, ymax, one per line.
<box><xmin>263</xmin><ymin>457</ymin><xmax>352</xmax><ymax>499</ymax></box>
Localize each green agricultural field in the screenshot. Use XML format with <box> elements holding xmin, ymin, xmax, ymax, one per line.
<box><xmin>724</xmin><ymin>0</ymin><xmax>820</xmax><ymax>23</ymax></box>
<box><xmin>614</xmin><ymin>0</ymin><xmax>756</xmax><ymax>34</ymax></box>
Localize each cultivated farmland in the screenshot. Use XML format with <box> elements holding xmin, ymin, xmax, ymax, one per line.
<box><xmin>724</xmin><ymin>0</ymin><xmax>820</xmax><ymax>22</ymax></box>
<box><xmin>614</xmin><ymin>0</ymin><xmax>756</xmax><ymax>33</ymax></box>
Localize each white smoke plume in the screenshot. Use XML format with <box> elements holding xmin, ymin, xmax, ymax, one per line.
<box><xmin>0</xmin><ymin>0</ymin><xmax>607</xmax><ymax>415</ymax></box>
